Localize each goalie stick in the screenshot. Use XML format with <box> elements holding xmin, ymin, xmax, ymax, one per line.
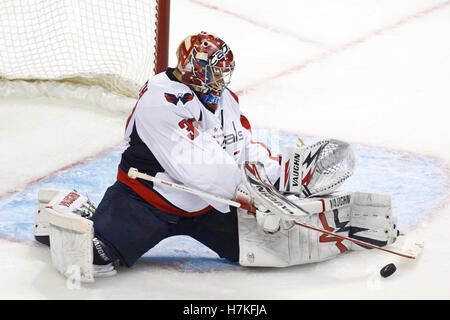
<box><xmin>128</xmin><ymin>168</ymin><xmax>344</xmax><ymax>216</ymax></box>
<box><xmin>127</xmin><ymin>167</ymin><xmax>422</xmax><ymax>260</ymax></box>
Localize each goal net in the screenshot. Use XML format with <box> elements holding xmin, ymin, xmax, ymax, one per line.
<box><xmin>0</xmin><ymin>0</ymin><xmax>170</xmax><ymax>110</ymax></box>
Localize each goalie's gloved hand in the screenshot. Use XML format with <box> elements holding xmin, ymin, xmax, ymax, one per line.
<box><xmin>234</xmin><ymin>182</ymin><xmax>255</xmax><ymax>212</ymax></box>
<box><xmin>234</xmin><ymin>183</ymin><xmax>282</xmax><ymax>234</ymax></box>
<box><xmin>256</xmin><ymin>208</ymin><xmax>281</xmax><ymax>234</ymax></box>
<box><xmin>280</xmin><ymin>139</ymin><xmax>355</xmax><ymax>198</ymax></box>
<box><xmin>256</xmin><ymin>209</ymin><xmax>296</xmax><ymax>234</ymax></box>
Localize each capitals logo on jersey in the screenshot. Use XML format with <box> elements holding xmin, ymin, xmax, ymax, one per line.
<box><xmin>165</xmin><ymin>92</ymin><xmax>194</xmax><ymax>105</ymax></box>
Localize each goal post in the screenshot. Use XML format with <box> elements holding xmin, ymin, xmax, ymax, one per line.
<box><xmin>0</xmin><ymin>0</ymin><xmax>170</xmax><ymax>110</ymax></box>
<box><xmin>155</xmin><ymin>0</ymin><xmax>171</xmax><ymax>75</ymax></box>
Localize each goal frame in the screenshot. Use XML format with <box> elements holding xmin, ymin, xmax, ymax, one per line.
<box><xmin>155</xmin><ymin>0</ymin><xmax>171</xmax><ymax>74</ymax></box>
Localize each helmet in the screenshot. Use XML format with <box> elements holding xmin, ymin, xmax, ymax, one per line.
<box><xmin>176</xmin><ymin>31</ymin><xmax>235</xmax><ymax>108</ymax></box>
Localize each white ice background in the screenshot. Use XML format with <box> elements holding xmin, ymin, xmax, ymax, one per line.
<box><xmin>0</xmin><ymin>0</ymin><xmax>449</xmax><ymax>299</ymax></box>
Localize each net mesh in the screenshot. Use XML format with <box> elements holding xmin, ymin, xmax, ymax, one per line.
<box><xmin>0</xmin><ymin>0</ymin><xmax>159</xmax><ymax>98</ymax></box>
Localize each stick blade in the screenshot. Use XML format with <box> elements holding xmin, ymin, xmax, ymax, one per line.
<box><xmin>401</xmin><ymin>238</ymin><xmax>425</xmax><ymax>259</ymax></box>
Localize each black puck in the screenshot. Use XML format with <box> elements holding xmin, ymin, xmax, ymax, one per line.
<box><xmin>380</xmin><ymin>263</ymin><xmax>397</xmax><ymax>278</ymax></box>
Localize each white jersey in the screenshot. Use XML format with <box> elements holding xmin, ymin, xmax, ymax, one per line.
<box><xmin>117</xmin><ymin>69</ymin><xmax>281</xmax><ymax>215</ymax></box>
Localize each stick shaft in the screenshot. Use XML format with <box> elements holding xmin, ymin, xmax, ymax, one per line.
<box><xmin>294</xmin><ymin>221</ymin><xmax>415</xmax><ymax>259</ymax></box>
<box><xmin>131</xmin><ymin>169</ymin><xmax>248</xmax><ymax>209</ymax></box>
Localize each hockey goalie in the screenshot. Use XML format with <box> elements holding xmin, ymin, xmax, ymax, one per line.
<box><xmin>33</xmin><ymin>31</ymin><xmax>399</xmax><ymax>281</ymax></box>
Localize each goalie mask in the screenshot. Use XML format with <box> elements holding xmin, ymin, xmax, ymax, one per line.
<box><xmin>176</xmin><ymin>31</ymin><xmax>235</xmax><ymax>108</ymax></box>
